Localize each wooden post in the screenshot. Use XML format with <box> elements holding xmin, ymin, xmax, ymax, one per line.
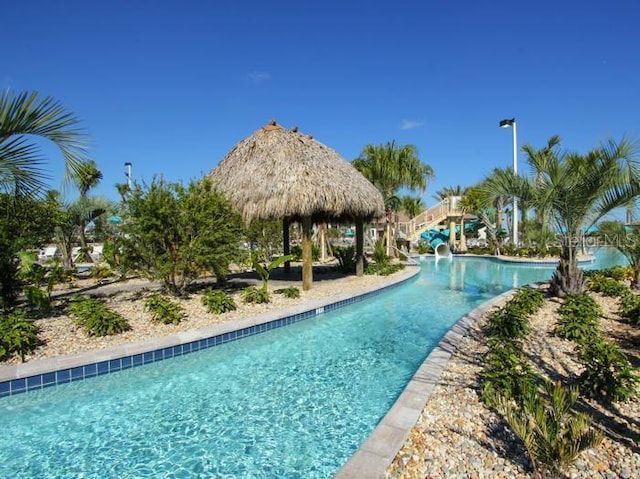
<box><xmin>302</xmin><ymin>216</ymin><xmax>313</xmax><ymax>290</ymax></box>
<box><xmin>283</xmin><ymin>218</ymin><xmax>290</xmax><ymax>273</ymax></box>
<box><xmin>449</xmin><ymin>219</ymin><xmax>456</xmax><ymax>249</ymax></box>
<box><xmin>319</xmin><ymin>223</ymin><xmax>327</xmax><ymax>262</ymax></box>
<box><xmin>356</xmin><ymin>217</ymin><xmax>364</xmax><ymax>276</ymax></box>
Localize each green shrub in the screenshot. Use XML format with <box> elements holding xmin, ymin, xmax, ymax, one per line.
<box><xmin>589</xmin><ymin>266</ymin><xmax>633</xmax><ymax>281</ymax></box>
<box><xmin>496</xmin><ymin>380</ymin><xmax>603</xmax><ymax>477</ymax></box>
<box><xmin>90</xmin><ymin>264</ymin><xmax>114</xmax><ymax>280</ymax></box>
<box><xmin>554</xmin><ymin>294</ymin><xmax>601</xmax><ymax>344</ymax></box>
<box><xmin>481</xmin><ymin>340</ymin><xmax>540</xmax><ymax>406</ymax></box>
<box><xmin>333</xmin><ymin>246</ymin><xmax>356</xmax><ymax>274</ymax></box>
<box><xmin>290</xmin><ymin>244</ymin><xmax>320</xmax><ymax>262</ymax></box>
<box><xmin>201</xmin><ymin>289</ymin><xmax>237</xmax><ymax>314</ymax></box>
<box><xmin>578</xmin><ymin>337</ymin><xmax>639</xmax><ymax>402</ymax></box>
<box><xmin>23</xmin><ymin>286</ymin><xmax>51</xmax><ymax>314</ymax></box>
<box><xmin>587</xmin><ymin>274</ymin><xmax>630</xmax><ymax>297</ymax></box>
<box><xmin>372</xmin><ymin>239</ymin><xmax>388</xmax><ymax>265</ymax></box>
<box><xmin>486</xmin><ymin>306</ymin><xmax>531</xmax><ymax>341</ymax></box>
<box><xmin>242</xmin><ymin>286</ymin><xmax>269</xmax><ymax>304</ymax></box>
<box><xmin>618</xmin><ymin>292</ymin><xmax>640</xmax><ymax>325</ymax></box>
<box><xmin>69</xmin><ymin>296</ymin><xmax>131</xmax><ymax>337</ymax></box>
<box><xmin>510</xmin><ymin>287</ymin><xmax>546</xmax><ymax>316</ymax></box>
<box><xmin>276</xmin><ymin>286</ymin><xmax>300</xmax><ymax>299</ymax></box>
<box><xmin>364</xmin><ymin>262</ymin><xmax>405</xmax><ymax>276</ymax></box>
<box><xmin>0</xmin><ymin>309</ymin><xmax>41</xmax><ymax>362</ymax></box>
<box><xmin>144</xmin><ymin>293</ymin><xmax>185</xmax><ymax>325</ymax></box>
<box><xmin>416</xmin><ymin>243</ymin><xmax>432</xmax><ymax>255</ymax></box>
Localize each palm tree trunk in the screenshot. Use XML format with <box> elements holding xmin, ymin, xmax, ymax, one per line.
<box><xmin>550</xmin><ymin>234</ymin><xmax>585</xmax><ymax>297</ymax></box>
<box><xmin>78</xmin><ymin>220</ymin><xmax>93</xmax><ymax>263</ymax></box>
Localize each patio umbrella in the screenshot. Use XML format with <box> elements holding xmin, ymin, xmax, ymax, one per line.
<box><xmin>208</xmin><ymin>120</ymin><xmax>384</xmax><ymax>290</ymax></box>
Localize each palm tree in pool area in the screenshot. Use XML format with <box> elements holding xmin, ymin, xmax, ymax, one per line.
<box><xmin>0</xmin><ymin>90</ymin><xmax>90</xmax><ymax>196</ymax></box>
<box><xmin>353</xmin><ymin>141</ymin><xmax>434</xmax><ymax>255</ymax></box>
<box><xmin>486</xmin><ymin>136</ymin><xmax>640</xmax><ymax>296</ymax></box>
<box><xmin>73</xmin><ymin>160</ymin><xmax>104</xmax><ymax>262</ymax></box>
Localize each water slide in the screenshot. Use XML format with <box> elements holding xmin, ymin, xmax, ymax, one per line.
<box><xmin>420</xmin><ymin>229</ymin><xmax>453</xmax><ymax>257</ymax></box>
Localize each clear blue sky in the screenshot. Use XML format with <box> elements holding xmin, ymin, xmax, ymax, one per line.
<box><xmin>3</xmin><ymin>0</ymin><xmax>639</xmax><ymax>207</ymax></box>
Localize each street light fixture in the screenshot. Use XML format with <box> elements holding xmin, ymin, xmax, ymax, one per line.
<box><xmin>499</xmin><ymin>118</ymin><xmax>518</xmax><ymax>245</ymax></box>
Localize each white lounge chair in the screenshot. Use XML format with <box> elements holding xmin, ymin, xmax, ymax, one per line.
<box><xmin>89</xmin><ymin>244</ymin><xmax>104</xmax><ymax>262</ymax></box>
<box><xmin>38</xmin><ymin>245</ymin><xmax>59</xmax><ymax>262</ymax></box>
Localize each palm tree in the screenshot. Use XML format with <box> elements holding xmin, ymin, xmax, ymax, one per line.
<box><xmin>401</xmin><ymin>195</ymin><xmax>424</xmax><ymax>219</ymax></box>
<box><xmin>353</xmin><ymin>141</ymin><xmax>434</xmax><ymax>255</ymax></box>
<box><xmin>432</xmin><ymin>185</ymin><xmax>464</xmax><ymax>202</ymax></box>
<box><xmin>73</xmin><ymin>160</ymin><xmax>103</xmax><ymax>262</ymax></box>
<box><xmin>596</xmin><ymin>220</ymin><xmax>640</xmax><ymax>288</ymax></box>
<box><xmin>0</xmin><ymin>91</ymin><xmax>90</xmax><ymax>196</ymax></box>
<box><xmin>487</xmin><ymin>136</ymin><xmax>640</xmax><ymax>296</ymax></box>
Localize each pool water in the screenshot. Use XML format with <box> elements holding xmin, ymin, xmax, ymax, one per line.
<box><xmin>0</xmin><ymin>249</ymin><xmax>625</xmax><ymax>478</ymax></box>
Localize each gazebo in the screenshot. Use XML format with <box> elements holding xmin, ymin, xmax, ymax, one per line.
<box><xmin>208</xmin><ymin>121</ymin><xmax>385</xmax><ymax>290</ymax></box>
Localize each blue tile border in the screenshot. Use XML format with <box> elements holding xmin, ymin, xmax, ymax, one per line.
<box><xmin>0</xmin><ymin>269</ymin><xmax>419</xmax><ymax>398</ymax></box>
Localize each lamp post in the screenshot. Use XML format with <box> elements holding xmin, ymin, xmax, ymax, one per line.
<box><xmin>499</xmin><ymin>118</ymin><xmax>518</xmax><ymax>246</ymax></box>
<box><xmin>124</xmin><ymin>162</ymin><xmax>132</xmax><ymax>189</ymax></box>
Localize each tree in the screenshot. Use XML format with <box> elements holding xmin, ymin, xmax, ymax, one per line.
<box><xmin>353</xmin><ymin>141</ymin><xmax>434</xmax><ymax>255</ymax></box>
<box><xmin>243</xmin><ymin>219</ymin><xmax>283</xmax><ymax>264</ymax></box>
<box><xmin>459</xmin><ymin>184</ymin><xmax>504</xmax><ymax>254</ymax></box>
<box><xmin>485</xmin><ymin>136</ymin><xmax>640</xmax><ymax>296</ymax></box>
<box><xmin>432</xmin><ymin>185</ymin><xmax>464</xmax><ymax>202</ymax></box>
<box><xmin>72</xmin><ymin>160</ymin><xmax>103</xmax><ymax>262</ymax></box>
<box><xmin>0</xmin><ymin>192</ymin><xmax>60</xmax><ymax>309</ymax></box>
<box><xmin>0</xmin><ymin>91</ymin><xmax>90</xmax><ymax>196</ymax></box>
<box><xmin>596</xmin><ymin>220</ymin><xmax>640</xmax><ymax>288</ymax></box>
<box><xmin>401</xmin><ymin>195</ymin><xmax>424</xmax><ymax>219</ymax></box>
<box><xmin>121</xmin><ymin>177</ymin><xmax>242</xmax><ymax>295</ymax></box>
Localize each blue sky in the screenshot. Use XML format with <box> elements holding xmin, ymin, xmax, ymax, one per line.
<box><xmin>3</xmin><ymin>0</ymin><xmax>639</xmax><ymax>208</ymax></box>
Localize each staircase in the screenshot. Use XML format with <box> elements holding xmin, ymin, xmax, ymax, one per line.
<box><xmin>401</xmin><ymin>197</ymin><xmax>462</xmax><ymax>242</ymax></box>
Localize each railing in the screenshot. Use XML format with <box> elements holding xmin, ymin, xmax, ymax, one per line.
<box><xmin>400</xmin><ymin>197</ymin><xmax>463</xmax><ymax>241</ymax></box>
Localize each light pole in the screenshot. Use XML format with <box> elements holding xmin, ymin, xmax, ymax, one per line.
<box><xmin>124</xmin><ymin>162</ymin><xmax>132</xmax><ymax>189</ymax></box>
<box><xmin>499</xmin><ymin>118</ymin><xmax>518</xmax><ymax>246</ymax></box>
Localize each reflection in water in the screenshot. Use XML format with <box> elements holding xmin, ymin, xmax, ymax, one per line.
<box><xmin>422</xmin><ymin>247</ymin><xmax>627</xmax><ymax>297</ymax></box>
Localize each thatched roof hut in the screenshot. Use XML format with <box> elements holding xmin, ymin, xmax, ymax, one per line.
<box><xmin>208</xmin><ymin>121</ymin><xmax>384</xmax><ymax>289</ymax></box>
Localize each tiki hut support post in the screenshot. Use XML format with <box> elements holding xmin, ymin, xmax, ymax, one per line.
<box><xmin>356</xmin><ymin>217</ymin><xmax>364</xmax><ymax>276</ymax></box>
<box><xmin>302</xmin><ymin>216</ymin><xmax>313</xmax><ymax>290</ymax></box>
<box><xmin>319</xmin><ymin>223</ymin><xmax>327</xmax><ymax>262</ymax></box>
<box><xmin>283</xmin><ymin>218</ymin><xmax>291</xmax><ymax>273</ymax></box>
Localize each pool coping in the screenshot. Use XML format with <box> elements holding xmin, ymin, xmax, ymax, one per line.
<box><xmin>0</xmin><ymin>265</ymin><xmax>421</xmax><ymax>397</ymax></box>
<box><xmin>335</xmin><ymin>287</ymin><xmax>517</xmax><ymax>479</ymax></box>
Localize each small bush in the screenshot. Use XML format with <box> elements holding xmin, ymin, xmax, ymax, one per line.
<box><xmin>242</xmin><ymin>286</ymin><xmax>269</xmax><ymax>304</ymax></box>
<box><xmin>554</xmin><ymin>293</ymin><xmax>601</xmax><ymax>344</ymax></box>
<box><xmin>364</xmin><ymin>262</ymin><xmax>405</xmax><ymax>276</ymax></box>
<box><xmin>372</xmin><ymin>239</ymin><xmax>388</xmax><ymax>265</ymax></box>
<box><xmin>497</xmin><ymin>380</ymin><xmax>603</xmax><ymax>477</ymax></box>
<box><xmin>416</xmin><ymin>243</ymin><xmax>433</xmax><ymax>255</ymax></box>
<box><xmin>90</xmin><ymin>264</ymin><xmax>114</xmax><ymax>280</ymax></box>
<box><xmin>24</xmin><ymin>286</ymin><xmax>51</xmax><ymax>314</ymax></box>
<box><xmin>333</xmin><ymin>246</ymin><xmax>356</xmax><ymax>274</ymax></box>
<box><xmin>69</xmin><ymin>296</ymin><xmax>131</xmax><ymax>337</ymax></box>
<box><xmin>144</xmin><ymin>293</ymin><xmax>185</xmax><ymax>325</ymax></box>
<box><xmin>481</xmin><ymin>340</ymin><xmax>541</xmax><ymax>406</ymax></box>
<box><xmin>290</xmin><ymin>244</ymin><xmax>320</xmax><ymax>262</ymax></box>
<box><xmin>618</xmin><ymin>292</ymin><xmax>640</xmax><ymax>325</ymax></box>
<box><xmin>201</xmin><ymin>289</ymin><xmax>237</xmax><ymax>314</ymax></box>
<box><xmin>0</xmin><ymin>309</ymin><xmax>41</xmax><ymax>362</ymax></box>
<box><xmin>509</xmin><ymin>287</ymin><xmax>546</xmax><ymax>316</ymax></box>
<box><xmin>276</xmin><ymin>287</ymin><xmax>300</xmax><ymax>299</ymax></box>
<box><xmin>486</xmin><ymin>306</ymin><xmax>531</xmax><ymax>341</ymax></box>
<box><xmin>587</xmin><ymin>274</ymin><xmax>630</xmax><ymax>297</ymax></box>
<box><xmin>578</xmin><ymin>337</ymin><xmax>639</xmax><ymax>402</ymax></box>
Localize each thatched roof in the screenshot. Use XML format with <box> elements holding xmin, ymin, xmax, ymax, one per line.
<box><xmin>208</xmin><ymin>121</ymin><xmax>385</xmax><ymax>224</ymax></box>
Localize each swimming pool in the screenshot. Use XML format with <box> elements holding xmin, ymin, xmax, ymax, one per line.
<box><xmin>0</xmin><ymin>249</ymin><xmax>625</xmax><ymax>478</ymax></box>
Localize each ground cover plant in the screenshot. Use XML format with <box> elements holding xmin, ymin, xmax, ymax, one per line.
<box><xmin>144</xmin><ymin>293</ymin><xmax>185</xmax><ymax>325</ymax></box>
<box><xmin>0</xmin><ymin>310</ymin><xmax>41</xmax><ymax>362</ymax></box>
<box><xmin>201</xmin><ymin>288</ymin><xmax>237</xmax><ymax>314</ymax></box>
<box><xmin>69</xmin><ymin>296</ymin><xmax>130</xmax><ymax>336</ymax></box>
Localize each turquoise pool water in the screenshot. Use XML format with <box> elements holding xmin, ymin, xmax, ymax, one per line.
<box><xmin>0</xmin><ymin>249</ymin><xmax>625</xmax><ymax>478</ymax></box>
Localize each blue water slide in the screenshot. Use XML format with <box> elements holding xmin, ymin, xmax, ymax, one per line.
<box><xmin>420</xmin><ymin>228</ymin><xmax>449</xmax><ymax>248</ymax></box>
